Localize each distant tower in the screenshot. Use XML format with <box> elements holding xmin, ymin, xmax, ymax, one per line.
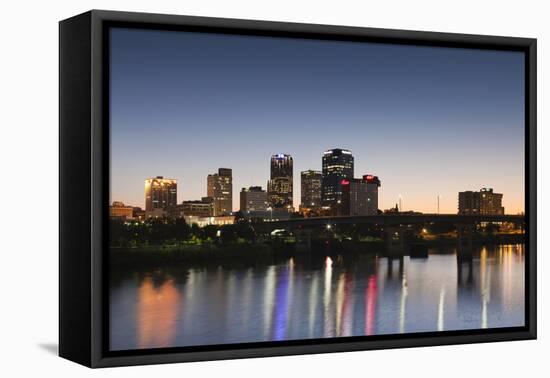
<box><xmin>364</xmin><ymin>175</ymin><xmax>381</xmax><ymax>215</ymax></box>
<box><xmin>321</xmin><ymin>148</ymin><xmax>354</xmax><ymax>212</ymax></box>
<box><xmin>207</xmin><ymin>168</ymin><xmax>233</xmax><ymax>216</ymax></box>
<box><xmin>144</xmin><ymin>176</ymin><xmax>177</xmax><ymax>211</ymax></box>
<box><xmin>267</xmin><ymin>154</ymin><xmax>293</xmax><ymax>210</ymax></box>
<box><xmin>340</xmin><ymin>174</ymin><xmax>381</xmax><ymax>216</ymax></box>
<box><xmin>300</xmin><ymin>170</ymin><xmax>322</xmax><ymax>211</ymax></box>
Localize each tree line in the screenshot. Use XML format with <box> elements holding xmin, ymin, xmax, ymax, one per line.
<box><xmin>110</xmin><ymin>217</ymin><xmax>256</xmax><ymax>247</ymax></box>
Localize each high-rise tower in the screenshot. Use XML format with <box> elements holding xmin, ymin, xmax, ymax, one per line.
<box><xmin>267</xmin><ymin>154</ymin><xmax>293</xmax><ymax>210</ymax></box>
<box><xmin>207</xmin><ymin>168</ymin><xmax>233</xmax><ymax>216</ymax></box>
<box><xmin>300</xmin><ymin>170</ymin><xmax>322</xmax><ymax>212</ymax></box>
<box><xmin>144</xmin><ymin>176</ymin><xmax>177</xmax><ymax>211</ymax></box>
<box><xmin>321</xmin><ymin>148</ymin><xmax>354</xmax><ymax>212</ymax></box>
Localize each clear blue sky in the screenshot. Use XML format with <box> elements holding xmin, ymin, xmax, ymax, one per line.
<box><xmin>109</xmin><ymin>27</ymin><xmax>525</xmax><ymax>214</ymax></box>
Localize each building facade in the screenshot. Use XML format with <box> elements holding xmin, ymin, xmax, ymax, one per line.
<box><xmin>144</xmin><ymin>176</ymin><xmax>177</xmax><ymax>212</ymax></box>
<box><xmin>300</xmin><ymin>170</ymin><xmax>322</xmax><ymax>213</ymax></box>
<box><xmin>340</xmin><ymin>174</ymin><xmax>381</xmax><ymax>216</ymax></box>
<box><xmin>184</xmin><ymin>215</ymin><xmax>236</xmax><ymax>228</ymax></box>
<box><xmin>109</xmin><ymin>201</ymin><xmax>133</xmax><ymax>220</ymax></box>
<box><xmin>364</xmin><ymin>175</ymin><xmax>381</xmax><ymax>215</ymax></box>
<box><xmin>240</xmin><ymin>186</ymin><xmax>268</xmax><ymax>212</ymax></box>
<box><xmin>267</xmin><ymin>154</ymin><xmax>293</xmax><ymax>210</ymax></box>
<box><xmin>458</xmin><ymin>188</ymin><xmax>504</xmax><ymax>215</ymax></box>
<box><xmin>169</xmin><ymin>198</ymin><xmax>214</xmax><ymax>218</ymax></box>
<box><xmin>132</xmin><ymin>207</ymin><xmax>145</xmax><ymax>221</ymax></box>
<box><xmin>321</xmin><ymin>149</ymin><xmax>354</xmax><ymax>212</ymax></box>
<box><xmin>207</xmin><ymin>168</ymin><xmax>233</xmax><ymax>216</ymax></box>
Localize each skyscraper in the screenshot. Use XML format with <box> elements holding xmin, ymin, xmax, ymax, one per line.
<box><xmin>267</xmin><ymin>154</ymin><xmax>293</xmax><ymax>210</ymax></box>
<box><xmin>240</xmin><ymin>186</ymin><xmax>268</xmax><ymax>212</ymax></box>
<box><xmin>321</xmin><ymin>148</ymin><xmax>354</xmax><ymax>212</ymax></box>
<box><xmin>340</xmin><ymin>174</ymin><xmax>381</xmax><ymax>216</ymax></box>
<box><xmin>364</xmin><ymin>174</ymin><xmax>381</xmax><ymax>215</ymax></box>
<box><xmin>144</xmin><ymin>176</ymin><xmax>177</xmax><ymax>211</ymax></box>
<box><xmin>458</xmin><ymin>188</ymin><xmax>504</xmax><ymax>215</ymax></box>
<box><xmin>300</xmin><ymin>170</ymin><xmax>322</xmax><ymax>213</ymax></box>
<box><xmin>207</xmin><ymin>168</ymin><xmax>233</xmax><ymax>216</ymax></box>
<box><xmin>340</xmin><ymin>178</ymin><xmax>368</xmax><ymax>216</ymax></box>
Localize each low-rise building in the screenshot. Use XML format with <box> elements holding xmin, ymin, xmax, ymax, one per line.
<box><xmin>145</xmin><ymin>208</ymin><xmax>168</xmax><ymax>219</ymax></box>
<box><xmin>132</xmin><ymin>207</ymin><xmax>145</xmax><ymax>221</ymax></box>
<box><xmin>184</xmin><ymin>215</ymin><xmax>236</xmax><ymax>227</ymax></box>
<box><xmin>169</xmin><ymin>198</ymin><xmax>214</xmax><ymax>218</ymax></box>
<box><xmin>240</xmin><ymin>186</ymin><xmax>268</xmax><ymax>212</ymax></box>
<box><xmin>458</xmin><ymin>188</ymin><xmax>504</xmax><ymax>215</ymax></box>
<box><xmin>109</xmin><ymin>201</ymin><xmax>133</xmax><ymax>220</ymax></box>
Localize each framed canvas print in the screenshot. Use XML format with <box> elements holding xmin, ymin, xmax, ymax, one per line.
<box><xmin>59</xmin><ymin>10</ymin><xmax>537</xmax><ymax>368</ymax></box>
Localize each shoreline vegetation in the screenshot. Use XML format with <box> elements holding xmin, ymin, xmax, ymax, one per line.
<box><xmin>110</xmin><ymin>232</ymin><xmax>524</xmax><ymax>265</ymax></box>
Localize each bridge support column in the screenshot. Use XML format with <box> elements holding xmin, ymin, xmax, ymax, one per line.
<box><xmin>456</xmin><ymin>224</ymin><xmax>473</xmax><ymax>256</ymax></box>
<box><xmin>295</xmin><ymin>228</ymin><xmax>313</xmax><ymax>253</ymax></box>
<box><xmin>385</xmin><ymin>226</ymin><xmax>405</xmax><ymax>254</ymax></box>
<box><xmin>386</xmin><ymin>254</ymin><xmax>405</xmax><ymax>279</ymax></box>
<box><xmin>457</xmin><ymin>253</ymin><xmax>474</xmax><ymax>286</ymax></box>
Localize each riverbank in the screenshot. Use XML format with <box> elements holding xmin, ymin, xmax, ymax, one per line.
<box><xmin>109</xmin><ymin>233</ymin><xmax>524</xmax><ymax>265</ymax></box>
<box><xmin>110</xmin><ymin>241</ymin><xmax>294</xmax><ymax>265</ymax></box>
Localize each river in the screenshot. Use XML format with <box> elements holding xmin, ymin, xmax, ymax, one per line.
<box><xmin>109</xmin><ymin>243</ymin><xmax>525</xmax><ymax>351</ymax></box>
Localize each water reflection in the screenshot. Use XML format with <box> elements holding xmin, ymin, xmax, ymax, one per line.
<box><xmin>136</xmin><ymin>275</ymin><xmax>180</xmax><ymax>349</ymax></box>
<box><xmin>110</xmin><ymin>244</ymin><xmax>525</xmax><ymax>351</ymax></box>
<box><xmin>364</xmin><ymin>275</ymin><xmax>377</xmax><ymax>336</ymax></box>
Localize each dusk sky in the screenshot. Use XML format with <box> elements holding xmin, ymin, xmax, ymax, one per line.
<box><xmin>109</xmin><ymin>27</ymin><xmax>525</xmax><ymax>214</ymax></box>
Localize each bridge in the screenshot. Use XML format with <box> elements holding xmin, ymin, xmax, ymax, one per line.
<box><xmin>256</xmin><ymin>214</ymin><xmax>524</xmax><ymax>229</ymax></box>
<box><xmin>254</xmin><ymin>214</ymin><xmax>525</xmax><ymax>254</ymax></box>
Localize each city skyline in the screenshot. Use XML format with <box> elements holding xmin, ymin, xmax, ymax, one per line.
<box><xmin>110</xmin><ymin>28</ymin><xmax>525</xmax><ymax>214</ymax></box>
<box><xmin>112</xmin><ymin>157</ymin><xmax>513</xmax><ymax>216</ymax></box>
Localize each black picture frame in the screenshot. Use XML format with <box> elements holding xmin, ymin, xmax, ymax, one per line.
<box><xmin>59</xmin><ymin>9</ymin><xmax>537</xmax><ymax>368</ymax></box>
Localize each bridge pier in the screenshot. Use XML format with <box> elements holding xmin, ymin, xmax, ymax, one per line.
<box><xmin>386</xmin><ymin>254</ymin><xmax>404</xmax><ymax>279</ymax></box>
<box><xmin>457</xmin><ymin>253</ymin><xmax>474</xmax><ymax>286</ymax></box>
<box><xmin>295</xmin><ymin>228</ymin><xmax>313</xmax><ymax>253</ymax></box>
<box><xmin>385</xmin><ymin>226</ymin><xmax>405</xmax><ymax>254</ymax></box>
<box><xmin>456</xmin><ymin>223</ymin><xmax>474</xmax><ymax>256</ymax></box>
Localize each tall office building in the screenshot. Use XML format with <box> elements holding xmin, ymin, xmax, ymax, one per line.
<box><xmin>458</xmin><ymin>188</ymin><xmax>504</xmax><ymax>215</ymax></box>
<box><xmin>340</xmin><ymin>174</ymin><xmax>381</xmax><ymax>216</ymax></box>
<box><xmin>321</xmin><ymin>148</ymin><xmax>354</xmax><ymax>211</ymax></box>
<box><xmin>300</xmin><ymin>170</ymin><xmax>322</xmax><ymax>212</ymax></box>
<box><xmin>144</xmin><ymin>176</ymin><xmax>177</xmax><ymax>211</ymax></box>
<box><xmin>364</xmin><ymin>174</ymin><xmax>381</xmax><ymax>215</ymax></box>
<box><xmin>240</xmin><ymin>186</ymin><xmax>268</xmax><ymax>212</ymax></box>
<box><xmin>207</xmin><ymin>168</ymin><xmax>233</xmax><ymax>216</ymax></box>
<box><xmin>267</xmin><ymin>154</ymin><xmax>293</xmax><ymax>210</ymax></box>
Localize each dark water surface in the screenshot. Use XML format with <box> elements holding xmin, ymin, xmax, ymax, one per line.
<box><xmin>109</xmin><ymin>244</ymin><xmax>525</xmax><ymax>351</ymax></box>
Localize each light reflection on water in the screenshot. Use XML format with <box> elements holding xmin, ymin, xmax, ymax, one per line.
<box><xmin>109</xmin><ymin>244</ymin><xmax>525</xmax><ymax>351</ymax></box>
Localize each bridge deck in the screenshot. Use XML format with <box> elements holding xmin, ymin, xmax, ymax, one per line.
<box><xmin>257</xmin><ymin>214</ymin><xmax>524</xmax><ymax>230</ymax></box>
